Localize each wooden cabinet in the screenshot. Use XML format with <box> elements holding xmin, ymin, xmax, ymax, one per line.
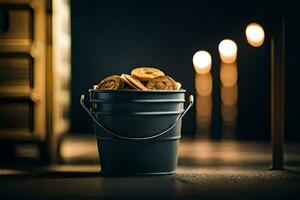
<box><xmin>0</xmin><ymin>0</ymin><xmax>71</xmax><ymax>162</ymax></box>
<box><xmin>0</xmin><ymin>3</ymin><xmax>33</xmax><ymax>50</ymax></box>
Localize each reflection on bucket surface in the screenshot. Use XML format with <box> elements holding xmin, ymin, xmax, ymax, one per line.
<box><xmin>220</xmin><ymin>62</ymin><xmax>238</xmax><ymax>138</ymax></box>
<box><xmin>195</xmin><ymin>73</ymin><xmax>213</xmax><ymax>137</ymax></box>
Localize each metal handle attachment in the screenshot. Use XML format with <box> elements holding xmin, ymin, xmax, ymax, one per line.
<box><xmin>80</xmin><ymin>94</ymin><xmax>194</xmax><ymax>141</ymax></box>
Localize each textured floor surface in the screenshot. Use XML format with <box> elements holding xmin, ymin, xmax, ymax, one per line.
<box><xmin>0</xmin><ymin>135</ymin><xmax>300</xmax><ymax>199</ymax></box>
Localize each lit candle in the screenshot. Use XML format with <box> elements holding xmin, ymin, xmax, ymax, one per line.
<box><xmin>246</xmin><ymin>23</ymin><xmax>265</xmax><ymax>47</ymax></box>
<box><xmin>193</xmin><ymin>50</ymin><xmax>212</xmax><ymax>74</ymax></box>
<box><xmin>218</xmin><ymin>39</ymin><xmax>238</xmax><ymax>63</ymax></box>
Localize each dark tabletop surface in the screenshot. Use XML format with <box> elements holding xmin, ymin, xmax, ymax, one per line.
<box><xmin>0</xmin><ymin>135</ymin><xmax>300</xmax><ymax>199</ymax></box>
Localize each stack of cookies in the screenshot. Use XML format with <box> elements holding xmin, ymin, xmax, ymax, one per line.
<box><xmin>95</xmin><ymin>67</ymin><xmax>182</xmax><ymax>91</ymax></box>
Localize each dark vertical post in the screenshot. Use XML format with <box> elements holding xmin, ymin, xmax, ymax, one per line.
<box><xmin>270</xmin><ymin>18</ymin><xmax>285</xmax><ymax>170</ymax></box>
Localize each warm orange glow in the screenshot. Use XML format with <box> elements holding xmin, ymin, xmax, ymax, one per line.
<box><xmin>196</xmin><ymin>95</ymin><xmax>212</xmax><ymax>120</ymax></box>
<box><xmin>246</xmin><ymin>23</ymin><xmax>265</xmax><ymax>47</ymax></box>
<box><xmin>220</xmin><ymin>60</ymin><xmax>238</xmax><ymax>137</ymax></box>
<box><xmin>221</xmin><ymin>85</ymin><xmax>238</xmax><ymax>106</ymax></box>
<box><xmin>196</xmin><ymin>96</ymin><xmax>212</xmax><ymax>133</ymax></box>
<box><xmin>218</xmin><ymin>39</ymin><xmax>238</xmax><ymax>63</ymax></box>
<box><xmin>195</xmin><ymin>73</ymin><xmax>213</xmax><ymax>96</ymax></box>
<box><xmin>220</xmin><ymin>62</ymin><xmax>238</xmax><ymax>87</ymax></box>
<box><xmin>193</xmin><ymin>50</ymin><xmax>212</xmax><ymax>74</ymax></box>
<box><xmin>195</xmin><ymin>72</ymin><xmax>213</xmax><ymax>136</ymax></box>
<box><xmin>221</xmin><ymin>104</ymin><xmax>238</xmax><ymax>123</ymax></box>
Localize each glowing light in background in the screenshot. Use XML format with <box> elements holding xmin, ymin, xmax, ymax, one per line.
<box><xmin>195</xmin><ymin>73</ymin><xmax>213</xmax><ymax>138</ymax></box>
<box><xmin>195</xmin><ymin>73</ymin><xmax>213</xmax><ymax>96</ymax></box>
<box><xmin>196</xmin><ymin>96</ymin><xmax>213</xmax><ymax>121</ymax></box>
<box><xmin>221</xmin><ymin>84</ymin><xmax>238</xmax><ymax>106</ymax></box>
<box><xmin>196</xmin><ymin>95</ymin><xmax>213</xmax><ymax>132</ymax></box>
<box><xmin>221</xmin><ymin>103</ymin><xmax>238</xmax><ymax>138</ymax></box>
<box><xmin>246</xmin><ymin>23</ymin><xmax>265</xmax><ymax>47</ymax></box>
<box><xmin>193</xmin><ymin>50</ymin><xmax>212</xmax><ymax>74</ymax></box>
<box><xmin>221</xmin><ymin>103</ymin><xmax>238</xmax><ymax>123</ymax></box>
<box><xmin>220</xmin><ymin>61</ymin><xmax>238</xmax><ymax>138</ymax></box>
<box><xmin>220</xmin><ymin>62</ymin><xmax>238</xmax><ymax>87</ymax></box>
<box><xmin>218</xmin><ymin>39</ymin><xmax>238</xmax><ymax>63</ymax></box>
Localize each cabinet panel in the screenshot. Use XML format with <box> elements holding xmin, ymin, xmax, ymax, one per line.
<box><xmin>0</xmin><ymin>98</ymin><xmax>34</xmax><ymax>132</ymax></box>
<box><xmin>0</xmin><ymin>4</ymin><xmax>33</xmax><ymax>42</ymax></box>
<box><xmin>0</xmin><ymin>55</ymin><xmax>34</xmax><ymax>87</ymax></box>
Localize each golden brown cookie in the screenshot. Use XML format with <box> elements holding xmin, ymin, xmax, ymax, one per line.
<box><xmin>131</xmin><ymin>67</ymin><xmax>165</xmax><ymax>81</ymax></box>
<box><xmin>96</xmin><ymin>75</ymin><xmax>124</xmax><ymax>90</ymax></box>
<box><xmin>146</xmin><ymin>76</ymin><xmax>177</xmax><ymax>90</ymax></box>
<box><xmin>175</xmin><ymin>82</ymin><xmax>182</xmax><ymax>90</ymax></box>
<box><xmin>121</xmin><ymin>74</ymin><xmax>148</xmax><ymax>90</ymax></box>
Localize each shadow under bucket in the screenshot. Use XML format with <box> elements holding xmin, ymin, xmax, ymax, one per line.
<box><xmin>80</xmin><ymin>90</ymin><xmax>194</xmax><ymax>176</ymax></box>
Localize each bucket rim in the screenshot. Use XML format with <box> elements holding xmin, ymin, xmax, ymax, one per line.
<box><xmin>89</xmin><ymin>89</ymin><xmax>186</xmax><ymax>93</ymax></box>
<box><xmin>91</xmin><ymin>109</ymin><xmax>184</xmax><ymax>115</ymax></box>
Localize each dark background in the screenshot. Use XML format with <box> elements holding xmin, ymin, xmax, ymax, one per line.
<box><xmin>70</xmin><ymin>0</ymin><xmax>300</xmax><ymax>140</ymax></box>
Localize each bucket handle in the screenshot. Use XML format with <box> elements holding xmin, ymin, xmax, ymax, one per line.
<box><xmin>80</xmin><ymin>94</ymin><xmax>194</xmax><ymax>141</ymax></box>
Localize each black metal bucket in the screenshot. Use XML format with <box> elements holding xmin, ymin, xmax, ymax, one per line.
<box><xmin>80</xmin><ymin>89</ymin><xmax>194</xmax><ymax>176</ymax></box>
